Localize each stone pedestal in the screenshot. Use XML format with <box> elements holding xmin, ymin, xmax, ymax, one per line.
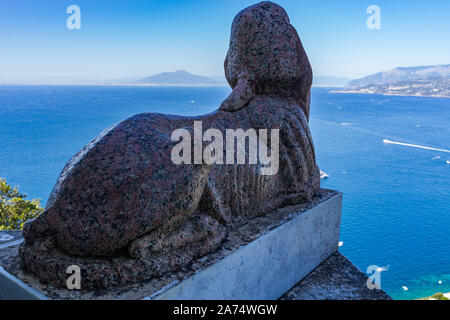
<box><xmin>152</xmin><ymin>192</ymin><xmax>342</xmax><ymax>300</ymax></box>
<box><xmin>0</xmin><ymin>190</ymin><xmax>345</xmax><ymax>300</ymax></box>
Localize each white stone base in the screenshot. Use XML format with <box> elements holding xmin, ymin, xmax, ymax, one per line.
<box><xmin>152</xmin><ymin>192</ymin><xmax>342</xmax><ymax>300</ymax></box>
<box><xmin>0</xmin><ymin>265</ymin><xmax>47</xmax><ymax>300</ymax></box>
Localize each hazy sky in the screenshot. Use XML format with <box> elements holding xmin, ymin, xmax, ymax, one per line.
<box><xmin>1</xmin><ymin>0</ymin><xmax>449</xmax><ymax>82</ymax></box>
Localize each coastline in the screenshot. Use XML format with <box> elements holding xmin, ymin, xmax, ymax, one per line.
<box><xmin>329</xmin><ymin>90</ymin><xmax>450</xmax><ymax>99</ymax></box>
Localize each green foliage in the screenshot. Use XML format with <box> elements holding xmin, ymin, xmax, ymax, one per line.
<box><xmin>430</xmin><ymin>293</ymin><xmax>449</xmax><ymax>300</ymax></box>
<box><xmin>0</xmin><ymin>178</ymin><xmax>43</xmax><ymax>230</ymax></box>
<box><xmin>418</xmin><ymin>292</ymin><xmax>450</xmax><ymax>300</ymax></box>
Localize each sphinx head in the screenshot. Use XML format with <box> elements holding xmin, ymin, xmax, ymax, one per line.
<box><xmin>221</xmin><ymin>1</ymin><xmax>313</xmax><ymax>119</ymax></box>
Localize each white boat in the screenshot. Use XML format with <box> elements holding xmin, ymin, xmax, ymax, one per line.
<box><xmin>320</xmin><ymin>171</ymin><xmax>330</xmax><ymax>179</ymax></box>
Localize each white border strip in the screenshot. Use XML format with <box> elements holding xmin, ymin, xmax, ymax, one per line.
<box><xmin>0</xmin><ymin>266</ymin><xmax>48</xmax><ymax>300</ymax></box>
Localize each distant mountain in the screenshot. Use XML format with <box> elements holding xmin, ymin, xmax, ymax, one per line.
<box><xmin>337</xmin><ymin>65</ymin><xmax>450</xmax><ymax>98</ymax></box>
<box><xmin>347</xmin><ymin>65</ymin><xmax>450</xmax><ymax>88</ymax></box>
<box><xmin>313</xmin><ymin>76</ymin><xmax>352</xmax><ymax>87</ymax></box>
<box><xmin>136</xmin><ymin>70</ymin><xmax>222</xmax><ymax>86</ymax></box>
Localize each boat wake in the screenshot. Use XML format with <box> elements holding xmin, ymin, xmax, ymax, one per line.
<box><xmin>383</xmin><ymin>139</ymin><xmax>450</xmax><ymax>153</ymax></box>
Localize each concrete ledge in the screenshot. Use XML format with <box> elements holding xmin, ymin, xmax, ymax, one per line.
<box><xmin>281</xmin><ymin>252</ymin><xmax>392</xmax><ymax>300</ymax></box>
<box><xmin>152</xmin><ymin>192</ymin><xmax>342</xmax><ymax>300</ymax></box>
<box><xmin>0</xmin><ymin>266</ymin><xmax>47</xmax><ymax>300</ymax></box>
<box><xmin>0</xmin><ymin>191</ymin><xmax>343</xmax><ymax>300</ymax></box>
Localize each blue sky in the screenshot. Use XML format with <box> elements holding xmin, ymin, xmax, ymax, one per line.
<box><xmin>0</xmin><ymin>0</ymin><xmax>449</xmax><ymax>82</ymax></box>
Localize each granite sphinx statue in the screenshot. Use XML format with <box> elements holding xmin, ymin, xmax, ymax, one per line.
<box><xmin>19</xmin><ymin>1</ymin><xmax>320</xmax><ymax>289</ymax></box>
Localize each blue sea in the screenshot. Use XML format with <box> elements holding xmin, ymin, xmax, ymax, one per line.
<box><xmin>0</xmin><ymin>85</ymin><xmax>449</xmax><ymax>300</ymax></box>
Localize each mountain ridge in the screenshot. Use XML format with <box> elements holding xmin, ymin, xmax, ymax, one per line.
<box><xmin>136</xmin><ymin>70</ymin><xmax>224</xmax><ymax>86</ymax></box>
<box><xmin>336</xmin><ymin>64</ymin><xmax>450</xmax><ymax>98</ymax></box>
<box><xmin>347</xmin><ymin>64</ymin><xmax>450</xmax><ymax>88</ymax></box>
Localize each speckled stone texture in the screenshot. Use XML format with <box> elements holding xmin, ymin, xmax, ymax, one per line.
<box><xmin>221</xmin><ymin>1</ymin><xmax>313</xmax><ymax>119</ymax></box>
<box><xmin>19</xmin><ymin>1</ymin><xmax>320</xmax><ymax>289</ymax></box>
<box><xmin>280</xmin><ymin>252</ymin><xmax>392</xmax><ymax>300</ymax></box>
